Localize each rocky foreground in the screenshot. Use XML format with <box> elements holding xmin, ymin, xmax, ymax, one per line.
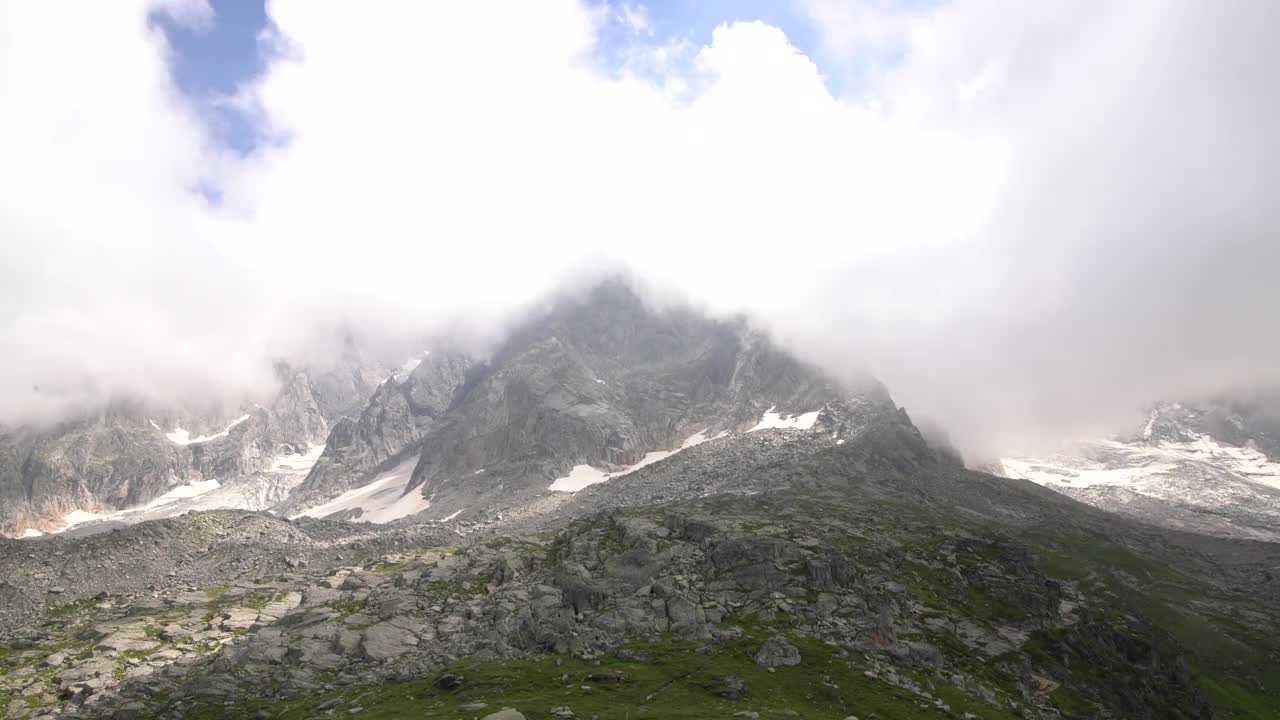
<box><xmin>1</xmin><ymin>419</ymin><xmax>1277</xmax><ymax>719</ymax></box>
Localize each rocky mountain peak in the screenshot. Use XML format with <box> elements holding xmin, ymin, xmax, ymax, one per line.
<box><xmin>1138</xmin><ymin>394</ymin><xmax>1280</xmax><ymax>459</ymax></box>
<box><xmin>0</xmin><ymin>342</ymin><xmax>397</xmax><ymax>537</ymax></box>
<box><xmin>0</xmin><ymin>281</ymin><xmax>1276</xmax><ymax>719</ymax></box>
<box><xmin>278</xmin><ymin>278</ymin><xmax>858</xmax><ymax>525</ymax></box>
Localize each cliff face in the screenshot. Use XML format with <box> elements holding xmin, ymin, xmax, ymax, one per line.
<box><xmin>278</xmin><ymin>351</ymin><xmax>475</xmax><ymax>514</ymax></box>
<box><xmin>0</xmin><ymin>412</ymin><xmax>195</xmax><ymax>535</ymax></box>
<box><xmin>0</xmin><ymin>354</ymin><xmax>388</xmax><ymax>537</ymax></box>
<box><xmin>281</xmin><ymin>280</ymin><xmax>847</xmax><ymax>520</ymax></box>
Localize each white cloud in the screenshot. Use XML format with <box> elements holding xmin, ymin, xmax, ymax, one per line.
<box><xmin>1</xmin><ymin>0</ymin><xmax>1278</xmax><ymax>458</ymax></box>
<box><xmin>618</xmin><ymin>2</ymin><xmax>653</xmax><ymax>36</ymax></box>
<box><xmin>800</xmin><ymin>0</ymin><xmax>919</xmax><ymax>61</ymax></box>
<box><xmin>152</xmin><ymin>0</ymin><xmax>214</xmax><ymax>31</ymax></box>
<box><xmin>0</xmin><ymin>1</ymin><xmax>281</xmax><ymax>420</ymax></box>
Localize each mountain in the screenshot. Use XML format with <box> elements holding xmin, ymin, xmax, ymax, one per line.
<box><xmin>2</xmin><ymin>388</ymin><xmax>1275</xmax><ymax>719</ymax></box>
<box><xmin>0</xmin><ymin>279</ymin><xmax>1277</xmax><ymax>720</ymax></box>
<box><xmin>279</xmin><ymin>280</ymin><xmax>850</xmax><ymax>525</ymax></box>
<box><xmin>991</xmin><ymin>397</ymin><xmax>1280</xmax><ymax>542</ymax></box>
<box><xmin>277</xmin><ymin>350</ymin><xmax>477</xmax><ymax>518</ymax></box>
<box><xmin>0</xmin><ymin>342</ymin><xmax>392</xmax><ymax>538</ymax></box>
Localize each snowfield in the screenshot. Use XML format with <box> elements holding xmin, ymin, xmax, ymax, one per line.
<box><xmin>548</xmin><ymin>464</ymin><xmax>612</xmax><ymax>493</ymax></box>
<box><xmin>161</xmin><ymin>413</ymin><xmax>252</xmax><ymax>445</ymax></box>
<box><xmin>995</xmin><ymin>433</ymin><xmax>1280</xmax><ymax>542</ymax></box>
<box><xmin>292</xmin><ymin>457</ymin><xmax>429</xmax><ymax>523</ymax></box>
<box><xmin>548</xmin><ymin>406</ymin><xmax>824</xmax><ymax>494</ymax></box>
<box><xmin>999</xmin><ymin>436</ymin><xmax>1280</xmax><ymax>491</ymax></box>
<box><xmin>27</xmin><ymin>444</ymin><xmax>327</xmax><ymax>537</ymax></box>
<box><xmin>748</xmin><ymin>406</ymin><xmax>822</xmax><ymax>432</ymax></box>
<box><xmin>548</xmin><ymin>429</ymin><xmax>722</xmax><ymax>492</ymax></box>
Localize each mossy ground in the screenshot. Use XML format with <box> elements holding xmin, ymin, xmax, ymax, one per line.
<box><xmin>185</xmin><ymin>631</ymin><xmax>1023</xmax><ymax>720</ymax></box>
<box><xmin>6</xmin><ymin>496</ymin><xmax>1276</xmax><ymax>720</ymax></box>
<box><xmin>1024</xmin><ymin>531</ymin><xmax>1280</xmax><ymax>719</ymax></box>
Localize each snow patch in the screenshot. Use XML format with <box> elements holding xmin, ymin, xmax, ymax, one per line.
<box><xmin>612</xmin><ymin>430</ymin><xmax>714</xmax><ymax>477</ymax></box>
<box><xmin>998</xmin><ymin>455</ymin><xmax>1180</xmax><ymax>489</ymax></box>
<box><xmin>18</xmin><ymin>528</ymin><xmax>42</xmax><ymax>538</ymax></box>
<box><xmin>440</xmin><ymin>509</ymin><xmax>464</xmax><ymax>522</ymax></box>
<box><xmin>61</xmin><ymin>510</ymin><xmax>106</xmax><ymax>529</ymax></box>
<box><xmin>269</xmin><ymin>444</ymin><xmax>326</xmax><ymax>474</ymax></box>
<box><xmin>996</xmin><ymin>431</ymin><xmax>1280</xmax><ymax>541</ymax></box>
<box><xmin>748</xmin><ymin>406</ymin><xmax>821</xmax><ymax>432</ymax></box>
<box><xmin>394</xmin><ymin>350</ymin><xmax>431</xmax><ymax>380</ymax></box>
<box><xmin>165</xmin><ymin>413</ymin><xmax>252</xmax><ymax>445</ymax></box>
<box><xmin>292</xmin><ymin>457</ymin><xmax>429</xmax><ymax>523</ymax></box>
<box><xmin>549</xmin><ymin>428</ymin><xmax>726</xmax><ymax>492</ymax></box>
<box><xmin>56</xmin><ymin>478</ymin><xmax>225</xmax><ymax>533</ymax></box>
<box><xmin>1002</xmin><ymin>436</ymin><xmax>1280</xmax><ymax>493</ymax></box>
<box><xmin>19</xmin><ymin>444</ymin><xmax>329</xmax><ymax>539</ymax></box>
<box><xmin>139</xmin><ymin>479</ymin><xmax>221</xmax><ymax>510</ymax></box>
<box><xmin>548</xmin><ymin>464</ymin><xmax>611</xmax><ymax>492</ymax></box>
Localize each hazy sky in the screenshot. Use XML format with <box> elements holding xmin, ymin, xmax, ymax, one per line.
<box><xmin>1</xmin><ymin>1</ymin><xmax>1277</xmax><ymax>456</ymax></box>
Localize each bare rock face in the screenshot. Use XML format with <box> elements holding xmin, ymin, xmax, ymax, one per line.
<box><xmin>0</xmin><ymin>407</ymin><xmax>194</xmax><ymax>536</ymax></box>
<box><xmin>0</xmin><ymin>278</ymin><xmax>1268</xmax><ymax>720</ymax></box>
<box><xmin>277</xmin><ymin>351</ymin><xmax>475</xmax><ymax>514</ymax></box>
<box><xmin>0</xmin><ymin>351</ymin><xmax>390</xmax><ymax>537</ymax></box>
<box><xmin>1140</xmin><ymin>395</ymin><xmax>1280</xmax><ymax>459</ymax></box>
<box><xmin>283</xmin><ymin>278</ymin><xmax>851</xmax><ymax>520</ymax></box>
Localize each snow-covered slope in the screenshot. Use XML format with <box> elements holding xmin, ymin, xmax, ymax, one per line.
<box><xmin>42</xmin><ymin>445</ymin><xmax>326</xmax><ymax>538</ymax></box>
<box><xmin>993</xmin><ymin>405</ymin><xmax>1280</xmax><ymax>542</ymax></box>
<box><xmin>548</xmin><ymin>428</ymin><xmax>727</xmax><ymax>492</ymax></box>
<box><xmin>290</xmin><ymin>456</ymin><xmax>430</xmax><ymax>523</ymax></box>
<box><xmin>158</xmin><ymin>414</ymin><xmax>252</xmax><ymax>445</ymax></box>
<box><xmin>548</xmin><ymin>406</ymin><xmax>820</xmax><ymax>493</ymax></box>
<box><xmin>288</xmin><ymin>404</ymin><xmax>830</xmax><ymax>523</ymax></box>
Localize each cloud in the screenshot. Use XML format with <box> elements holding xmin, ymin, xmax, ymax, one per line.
<box><xmin>0</xmin><ymin>0</ymin><xmax>281</xmax><ymax>420</ymax></box>
<box><xmin>800</xmin><ymin>0</ymin><xmax>919</xmax><ymax>61</ymax></box>
<box><xmin>1</xmin><ymin>0</ymin><xmax>1277</xmax><ymax>458</ymax></box>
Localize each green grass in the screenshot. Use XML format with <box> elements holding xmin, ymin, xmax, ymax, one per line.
<box><xmin>13</xmin><ymin>495</ymin><xmax>1277</xmax><ymax>720</ymax></box>
<box><xmin>174</xmin><ymin>631</ymin><xmax>1023</xmax><ymax>720</ymax></box>
<box><xmin>902</xmin><ymin>559</ymin><xmax>1022</xmax><ymax>626</ymax></box>
<box><xmin>44</xmin><ymin>596</ymin><xmax>97</xmax><ymax>619</ymax></box>
<box><xmin>329</xmin><ymin>598</ymin><xmax>367</xmax><ymax>616</ymax></box>
<box><xmin>1049</xmin><ymin>685</ymin><xmax>1095</xmax><ymax>715</ymax></box>
<box><xmin>1023</xmin><ymin>529</ymin><xmax>1280</xmax><ymax>719</ymax></box>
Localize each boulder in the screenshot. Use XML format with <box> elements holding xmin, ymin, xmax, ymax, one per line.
<box><xmin>753</xmin><ymin>635</ymin><xmax>801</xmax><ymax>668</ymax></box>
<box><xmin>219</xmin><ymin>607</ymin><xmax>259</xmax><ymax>631</ymax></box>
<box><xmin>359</xmin><ymin>621</ymin><xmax>417</xmax><ymax>660</ymax></box>
<box><xmin>436</xmin><ymin>673</ymin><xmax>466</xmax><ymax>691</ymax></box>
<box><xmin>480</xmin><ymin>710</ymin><xmax>527</xmax><ymax>720</ymax></box>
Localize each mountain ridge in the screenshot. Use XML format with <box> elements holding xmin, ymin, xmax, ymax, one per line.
<box><xmin>0</xmin><ymin>347</ymin><xmax>393</xmax><ymax>538</ymax></box>
<box><xmin>279</xmin><ymin>279</ymin><xmax>855</xmax><ymax>526</ymax></box>
<box><xmin>992</xmin><ymin>396</ymin><xmax>1280</xmax><ymax>542</ymax></box>
<box><xmin>0</xmin><ymin>278</ymin><xmax>1277</xmax><ymax>719</ymax></box>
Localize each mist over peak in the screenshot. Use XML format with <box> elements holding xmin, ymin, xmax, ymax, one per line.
<box><xmin>3</xmin><ymin>1</ymin><xmax>1278</xmax><ymax>457</ymax></box>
